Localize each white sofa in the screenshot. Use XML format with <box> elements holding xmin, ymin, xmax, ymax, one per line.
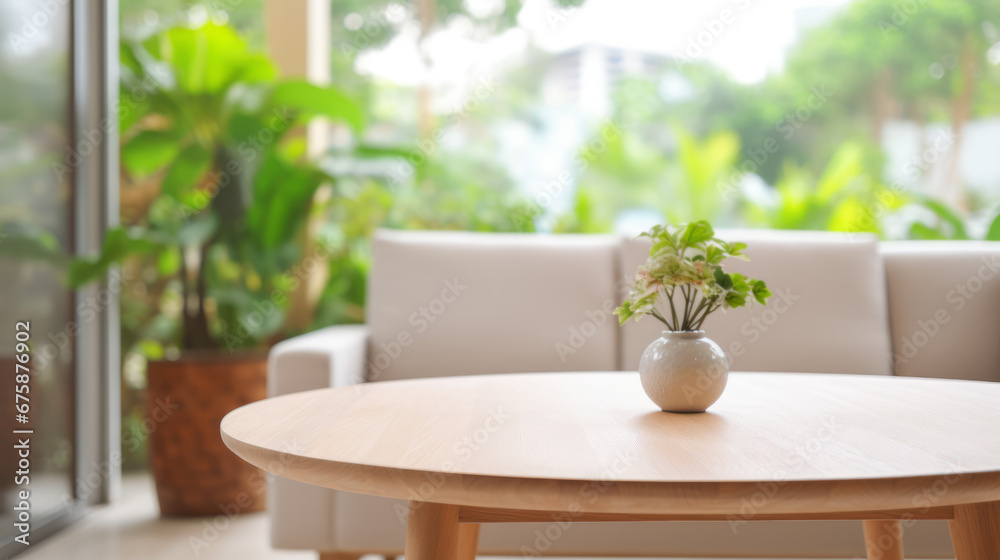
<box><xmin>267</xmin><ymin>228</ymin><xmax>1000</xmax><ymax>559</ymax></box>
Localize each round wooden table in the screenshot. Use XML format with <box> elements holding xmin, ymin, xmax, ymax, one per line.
<box><xmin>221</xmin><ymin>372</ymin><xmax>1000</xmax><ymax>560</ymax></box>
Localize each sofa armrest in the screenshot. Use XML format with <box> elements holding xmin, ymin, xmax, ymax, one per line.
<box><xmin>268</xmin><ymin>325</ymin><xmax>369</xmax><ymax>397</ymax></box>
<box><xmin>266</xmin><ymin>324</ymin><xmax>368</xmax><ymax>551</ymax></box>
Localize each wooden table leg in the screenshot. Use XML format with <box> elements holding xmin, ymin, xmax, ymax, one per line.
<box><xmin>950</xmin><ymin>501</ymin><xmax>1000</xmax><ymax>559</ymax></box>
<box><xmin>405</xmin><ymin>501</ymin><xmax>461</xmax><ymax>560</ymax></box>
<box><xmin>863</xmin><ymin>520</ymin><xmax>904</xmax><ymax>560</ymax></box>
<box><xmin>457</xmin><ymin>523</ymin><xmax>481</xmax><ymax>560</ymax></box>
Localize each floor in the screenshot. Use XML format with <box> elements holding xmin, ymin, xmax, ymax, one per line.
<box><xmin>16</xmin><ymin>474</ymin><xmax>917</xmax><ymax>560</ymax></box>
<box><xmin>18</xmin><ymin>474</ymin><xmax>311</xmax><ymax>560</ymax></box>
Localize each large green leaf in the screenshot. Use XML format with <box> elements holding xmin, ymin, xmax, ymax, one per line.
<box><xmin>704</xmin><ymin>244</ymin><xmax>724</xmax><ymax>264</ymax></box>
<box><xmin>160</xmin><ymin>144</ymin><xmax>212</xmax><ymax>198</ymax></box>
<box><xmin>236</xmin><ymin>53</ymin><xmax>277</xmax><ymax>83</ymax></box>
<box><xmin>815</xmin><ymin>143</ymin><xmax>863</xmax><ymax>202</ymax></box>
<box><xmin>724</xmin><ymin>290</ymin><xmax>747</xmax><ymax>308</ymax></box>
<box><xmin>729</xmin><ymin>241</ymin><xmax>748</xmax><ymax>255</ymax></box>
<box><xmin>146</xmin><ymin>23</ymin><xmax>250</xmax><ymax>94</ymax></box>
<box><xmin>247</xmin><ymin>151</ymin><xmax>323</xmax><ymax>248</ymax></box>
<box><xmin>729</xmin><ymin>272</ymin><xmax>750</xmax><ymax>294</ymax></box>
<box><xmin>270</xmin><ymin>80</ymin><xmax>363</xmax><ymax>130</ymax></box>
<box><xmin>673</xmin><ymin>128</ymin><xmax>738</xmax><ymax>221</ymax></box>
<box><xmin>119</xmin><ymin>40</ymin><xmax>144</xmax><ymax>76</ymax></box>
<box><xmin>118</xmin><ymin>41</ymin><xmax>165</xmax><ymax>133</ymax></box>
<box><xmin>751</xmin><ymin>279</ymin><xmax>772</xmax><ymax>305</ymax></box>
<box><xmin>986</xmin><ymin>211</ymin><xmax>1000</xmax><ymax>241</ymax></box>
<box><xmin>908</xmin><ymin>222</ymin><xmax>945</xmax><ymax>240</ymax></box>
<box><xmin>226</xmin><ymin>112</ymin><xmax>269</xmax><ymax>146</ymax></box>
<box><xmin>122</xmin><ymin>130</ymin><xmax>181</xmax><ymax>177</ymax></box>
<box><xmin>919</xmin><ymin>197</ymin><xmax>968</xmax><ymax>240</ymax></box>
<box><xmin>713</xmin><ymin>267</ymin><xmax>733</xmax><ymax>290</ymax></box>
<box><xmin>118</xmin><ymin>91</ymin><xmax>151</xmax><ymax>134</ymax></box>
<box><xmin>680</xmin><ymin>220</ymin><xmax>714</xmax><ymax>247</ymax></box>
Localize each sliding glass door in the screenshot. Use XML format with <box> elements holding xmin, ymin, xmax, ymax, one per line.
<box><xmin>0</xmin><ymin>0</ymin><xmax>116</xmax><ymax>553</ymax></box>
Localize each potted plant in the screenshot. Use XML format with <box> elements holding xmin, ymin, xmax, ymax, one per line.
<box><xmin>71</xmin><ymin>22</ymin><xmax>361</xmax><ymax>515</ymax></box>
<box><xmin>615</xmin><ymin>221</ymin><xmax>772</xmax><ymax>413</ymax></box>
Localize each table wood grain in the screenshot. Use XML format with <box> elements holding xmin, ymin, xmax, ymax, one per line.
<box><xmin>222</xmin><ymin>372</ymin><xmax>1000</xmax><ymax>559</ymax></box>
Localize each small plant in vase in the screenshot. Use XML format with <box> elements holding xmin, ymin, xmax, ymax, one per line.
<box><xmin>615</xmin><ymin>221</ymin><xmax>771</xmax><ymax>413</ymax></box>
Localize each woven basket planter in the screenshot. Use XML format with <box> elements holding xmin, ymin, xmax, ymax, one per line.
<box><xmin>147</xmin><ymin>352</ymin><xmax>267</xmax><ymax>516</ymax></box>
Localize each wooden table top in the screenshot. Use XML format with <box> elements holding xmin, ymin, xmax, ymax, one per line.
<box><xmin>221</xmin><ymin>372</ymin><xmax>1000</xmax><ymax>515</ymax></box>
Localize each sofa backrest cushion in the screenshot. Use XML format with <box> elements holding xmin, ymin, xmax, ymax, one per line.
<box><xmin>367</xmin><ymin>229</ymin><xmax>620</xmax><ymax>381</ymax></box>
<box><xmin>619</xmin><ymin>230</ymin><xmax>894</xmax><ymax>375</ymax></box>
<box><xmin>881</xmin><ymin>241</ymin><xmax>1000</xmax><ymax>382</ymax></box>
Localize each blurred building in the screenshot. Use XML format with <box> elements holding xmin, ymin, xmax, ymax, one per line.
<box><xmin>792</xmin><ymin>5</ymin><xmax>844</xmax><ymax>38</ymax></box>
<box><xmin>883</xmin><ymin>118</ymin><xmax>1000</xmax><ymax>208</ymax></box>
<box><xmin>541</xmin><ymin>43</ymin><xmax>669</xmax><ymax>118</ymax></box>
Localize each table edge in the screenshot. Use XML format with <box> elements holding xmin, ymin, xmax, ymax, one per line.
<box><xmin>222</xmin><ymin>429</ymin><xmax>1000</xmax><ymax>515</ymax></box>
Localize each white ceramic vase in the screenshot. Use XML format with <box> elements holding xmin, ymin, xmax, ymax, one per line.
<box><xmin>638</xmin><ymin>331</ymin><xmax>729</xmax><ymax>413</ymax></box>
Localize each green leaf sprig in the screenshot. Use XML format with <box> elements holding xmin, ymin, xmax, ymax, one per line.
<box><xmin>615</xmin><ymin>221</ymin><xmax>771</xmax><ymax>331</ymax></box>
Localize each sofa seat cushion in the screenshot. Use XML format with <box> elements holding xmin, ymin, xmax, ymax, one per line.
<box><xmin>619</xmin><ymin>230</ymin><xmax>893</xmax><ymax>375</ymax></box>
<box><xmin>367</xmin><ymin>230</ymin><xmax>620</xmax><ymax>381</ymax></box>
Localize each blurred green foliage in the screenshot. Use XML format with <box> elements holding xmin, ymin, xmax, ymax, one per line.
<box><xmin>79</xmin><ymin>22</ymin><xmax>364</xmax><ymax>353</ymax></box>
<box><xmin>102</xmin><ymin>0</ymin><xmax>1000</xmax><ymax>467</ymax></box>
<box><xmin>99</xmin><ymin>1</ymin><xmax>1000</xmax><ymax>358</ymax></box>
<box><xmin>742</xmin><ymin>143</ymin><xmax>907</xmax><ymax>235</ymax></box>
